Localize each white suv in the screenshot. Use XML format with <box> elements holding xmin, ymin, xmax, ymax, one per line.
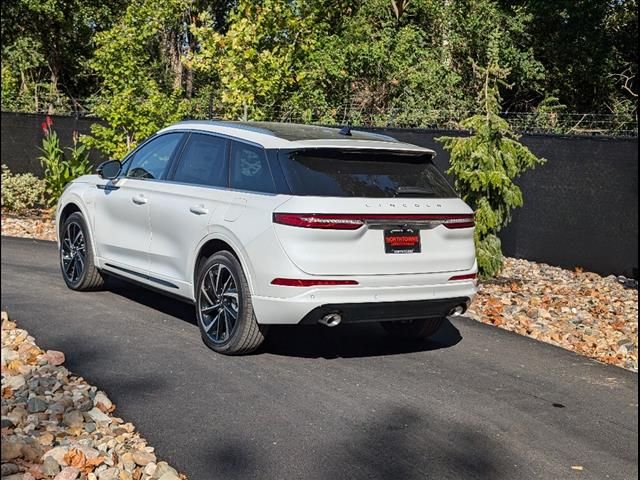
<box><xmin>56</xmin><ymin>121</ymin><xmax>477</xmax><ymax>355</ymax></box>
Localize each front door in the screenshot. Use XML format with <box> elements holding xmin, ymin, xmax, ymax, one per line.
<box><xmin>93</xmin><ymin>132</ymin><xmax>185</xmax><ymax>275</ymax></box>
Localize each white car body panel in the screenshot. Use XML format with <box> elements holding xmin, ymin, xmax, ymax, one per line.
<box><xmin>56</xmin><ymin>121</ymin><xmax>477</xmax><ymax>326</ymax></box>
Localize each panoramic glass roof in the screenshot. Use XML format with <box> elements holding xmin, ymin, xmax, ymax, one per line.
<box><xmin>181</xmin><ymin>120</ymin><xmax>400</xmax><ymax>143</ymax></box>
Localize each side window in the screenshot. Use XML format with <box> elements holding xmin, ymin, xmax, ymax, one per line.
<box><xmin>126</xmin><ymin>133</ymin><xmax>183</xmax><ymax>180</ymax></box>
<box><xmin>171</xmin><ymin>134</ymin><xmax>229</xmax><ymax>187</ymax></box>
<box><xmin>230</xmin><ymin>142</ymin><xmax>275</xmax><ymax>193</ymax></box>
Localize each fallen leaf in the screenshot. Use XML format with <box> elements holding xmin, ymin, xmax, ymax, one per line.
<box><xmin>64</xmin><ymin>448</ymin><xmax>87</xmax><ymax>469</ymax></box>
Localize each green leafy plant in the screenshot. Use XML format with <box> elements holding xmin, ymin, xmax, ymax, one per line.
<box><xmin>83</xmin><ymin>0</ymin><xmax>189</xmax><ymax>159</ymax></box>
<box><xmin>1</xmin><ymin>164</ymin><xmax>45</xmax><ymax>214</ymax></box>
<box><xmin>437</xmin><ymin>39</ymin><xmax>546</xmax><ymax>278</ymax></box>
<box><xmin>38</xmin><ymin>117</ymin><xmax>93</xmax><ymax>206</ymax></box>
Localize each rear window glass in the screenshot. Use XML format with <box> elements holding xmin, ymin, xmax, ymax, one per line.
<box><xmin>230</xmin><ymin>142</ymin><xmax>276</xmax><ymax>193</ymax></box>
<box><xmin>278</xmin><ymin>149</ymin><xmax>457</xmax><ymax>198</ymax></box>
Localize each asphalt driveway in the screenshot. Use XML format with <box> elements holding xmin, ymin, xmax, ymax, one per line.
<box><xmin>1</xmin><ymin>236</ymin><xmax>637</xmax><ymax>479</ymax></box>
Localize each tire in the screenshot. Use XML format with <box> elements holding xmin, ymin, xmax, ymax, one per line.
<box><xmin>59</xmin><ymin>212</ymin><xmax>105</xmax><ymax>291</ymax></box>
<box><xmin>195</xmin><ymin>251</ymin><xmax>268</xmax><ymax>355</ymax></box>
<box><xmin>380</xmin><ymin>317</ymin><xmax>445</xmax><ymax>340</ymax></box>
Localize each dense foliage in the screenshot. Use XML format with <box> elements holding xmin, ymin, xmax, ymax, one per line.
<box><xmin>2</xmin><ymin>0</ymin><xmax>636</xmax><ymax>133</ymax></box>
<box><xmin>438</xmin><ymin>40</ymin><xmax>545</xmax><ymax>277</ymax></box>
<box><xmin>39</xmin><ymin>117</ymin><xmax>94</xmax><ymax>205</ymax></box>
<box><xmin>1</xmin><ymin>165</ymin><xmax>45</xmax><ymax>214</ymax></box>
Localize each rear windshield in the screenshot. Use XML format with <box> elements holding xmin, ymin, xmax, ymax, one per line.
<box><xmin>277</xmin><ymin>149</ymin><xmax>457</xmax><ymax>198</ymax></box>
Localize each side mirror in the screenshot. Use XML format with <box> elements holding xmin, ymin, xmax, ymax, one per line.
<box><xmin>97</xmin><ymin>160</ymin><xmax>121</xmax><ymax>180</ymax></box>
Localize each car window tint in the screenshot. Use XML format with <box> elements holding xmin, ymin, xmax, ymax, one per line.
<box><xmin>278</xmin><ymin>149</ymin><xmax>457</xmax><ymax>198</ymax></box>
<box><xmin>230</xmin><ymin>142</ymin><xmax>275</xmax><ymax>193</ymax></box>
<box><xmin>126</xmin><ymin>133</ymin><xmax>183</xmax><ymax>180</ymax></box>
<box><xmin>172</xmin><ymin>134</ymin><xmax>228</xmax><ymax>187</ymax></box>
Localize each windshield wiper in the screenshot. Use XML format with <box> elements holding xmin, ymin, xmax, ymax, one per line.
<box><xmin>394</xmin><ymin>186</ymin><xmax>436</xmax><ymax>197</ymax></box>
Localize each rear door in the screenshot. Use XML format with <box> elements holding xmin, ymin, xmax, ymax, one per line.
<box><xmin>146</xmin><ymin>133</ymin><xmax>230</xmax><ymax>290</ymax></box>
<box><xmin>272</xmin><ymin>148</ymin><xmax>475</xmax><ymax>276</ymax></box>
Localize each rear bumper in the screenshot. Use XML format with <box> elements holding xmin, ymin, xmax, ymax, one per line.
<box><xmin>251</xmin><ymin>278</ymin><xmax>477</xmax><ymax>324</ymax></box>
<box><xmin>298</xmin><ymin>297</ymin><xmax>470</xmax><ymax>325</ymax></box>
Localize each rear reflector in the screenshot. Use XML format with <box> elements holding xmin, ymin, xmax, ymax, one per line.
<box><xmin>449</xmin><ymin>273</ymin><xmax>477</xmax><ymax>281</ymax></box>
<box><xmin>271</xmin><ymin>278</ymin><xmax>359</xmax><ymax>287</ymax></box>
<box><xmin>273</xmin><ymin>213</ymin><xmax>474</xmax><ymax>230</ymax></box>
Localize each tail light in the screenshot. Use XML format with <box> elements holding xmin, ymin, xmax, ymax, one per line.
<box><xmin>273</xmin><ymin>213</ymin><xmax>474</xmax><ymax>230</ymax></box>
<box><xmin>271</xmin><ymin>278</ymin><xmax>359</xmax><ymax>287</ymax></box>
<box><xmin>449</xmin><ymin>273</ymin><xmax>477</xmax><ymax>281</ymax></box>
<box><xmin>272</xmin><ymin>213</ymin><xmax>364</xmax><ymax>230</ymax></box>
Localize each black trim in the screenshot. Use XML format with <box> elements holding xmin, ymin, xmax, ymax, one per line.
<box><xmin>96</xmin><ymin>184</ymin><xmax>120</xmax><ymax>191</ymax></box>
<box><xmin>104</xmin><ymin>263</ymin><xmax>180</xmax><ymax>289</ymax></box>
<box><xmin>101</xmin><ymin>269</ymin><xmax>194</xmax><ymax>304</ymax></box>
<box><xmin>298</xmin><ymin>297</ymin><xmax>470</xmax><ymax>325</ymax></box>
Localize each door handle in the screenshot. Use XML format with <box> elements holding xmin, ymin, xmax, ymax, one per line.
<box><xmin>132</xmin><ymin>194</ymin><xmax>147</xmax><ymax>205</ymax></box>
<box><xmin>189</xmin><ymin>205</ymin><xmax>209</xmax><ymax>215</ymax></box>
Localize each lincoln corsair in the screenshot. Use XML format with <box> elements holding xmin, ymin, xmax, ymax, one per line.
<box><xmin>56</xmin><ymin>121</ymin><xmax>477</xmax><ymax>354</ymax></box>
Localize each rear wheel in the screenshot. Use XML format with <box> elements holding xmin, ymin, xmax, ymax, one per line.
<box><xmin>380</xmin><ymin>317</ymin><xmax>444</xmax><ymax>339</ymax></box>
<box><xmin>59</xmin><ymin>212</ymin><xmax>105</xmax><ymax>291</ymax></box>
<box><xmin>195</xmin><ymin>251</ymin><xmax>268</xmax><ymax>355</ymax></box>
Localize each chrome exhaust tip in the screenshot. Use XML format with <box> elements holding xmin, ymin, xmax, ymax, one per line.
<box><xmin>318</xmin><ymin>313</ymin><xmax>342</xmax><ymax>327</ymax></box>
<box><xmin>449</xmin><ymin>305</ymin><xmax>466</xmax><ymax>317</ymax></box>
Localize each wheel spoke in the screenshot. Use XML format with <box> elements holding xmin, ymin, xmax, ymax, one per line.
<box><xmin>204</xmin><ymin>311</ymin><xmax>221</xmax><ymax>333</ymax></box>
<box><xmin>222</xmin><ymin>309</ymin><xmax>230</xmax><ymax>340</ymax></box>
<box><xmin>222</xmin><ymin>290</ymin><xmax>238</xmax><ymax>301</ymax></box>
<box><xmin>64</xmin><ymin>256</ymin><xmax>74</xmax><ymax>273</ymax></box>
<box><xmin>223</xmin><ymin>304</ymin><xmax>237</xmax><ymax>319</ymax></box>
<box><xmin>207</xmin><ymin>270</ymin><xmax>218</xmax><ymax>300</ymax></box>
<box><xmin>200</xmin><ymin>285</ymin><xmax>215</xmax><ymax>305</ymax></box>
<box><xmin>73</xmin><ymin>230</ymin><xmax>83</xmax><ymax>246</ymax></box>
<box><xmin>69</xmin><ymin>258</ymin><xmax>77</xmax><ymax>280</ymax></box>
<box><xmin>214</xmin><ymin>264</ymin><xmax>222</xmax><ymax>294</ymax></box>
<box><xmin>201</xmin><ymin>302</ymin><xmax>221</xmax><ymax>313</ymax></box>
<box><xmin>76</xmin><ymin>253</ymin><xmax>84</xmax><ymax>271</ymax></box>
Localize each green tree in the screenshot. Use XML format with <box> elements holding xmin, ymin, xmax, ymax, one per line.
<box><xmin>437</xmin><ymin>37</ymin><xmax>546</xmax><ymax>278</ymax></box>
<box><xmin>84</xmin><ymin>0</ymin><xmax>190</xmax><ymax>159</ymax></box>
<box><xmin>1</xmin><ymin>0</ymin><xmax>125</xmax><ymax>111</ymax></box>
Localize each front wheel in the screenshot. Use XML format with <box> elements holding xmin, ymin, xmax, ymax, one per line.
<box><xmin>59</xmin><ymin>212</ymin><xmax>105</xmax><ymax>291</ymax></box>
<box><xmin>195</xmin><ymin>251</ymin><xmax>268</xmax><ymax>355</ymax></box>
<box><xmin>380</xmin><ymin>317</ymin><xmax>445</xmax><ymax>340</ymax></box>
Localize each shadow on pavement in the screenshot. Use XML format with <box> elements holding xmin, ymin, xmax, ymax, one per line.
<box><xmin>103</xmin><ymin>276</ymin><xmax>462</xmax><ymax>359</ymax></box>
<box><xmin>199</xmin><ymin>404</ymin><xmax>519</xmax><ymax>480</ymax></box>
<box><xmin>105</xmin><ymin>276</ymin><xmax>197</xmax><ymax>326</ymax></box>
<box><xmin>260</xmin><ymin>319</ymin><xmax>462</xmax><ymax>359</ymax></box>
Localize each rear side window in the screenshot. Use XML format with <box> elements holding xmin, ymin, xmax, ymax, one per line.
<box><xmin>172</xmin><ymin>133</ymin><xmax>228</xmax><ymax>187</ymax></box>
<box><xmin>230</xmin><ymin>142</ymin><xmax>276</xmax><ymax>193</ymax></box>
<box><xmin>126</xmin><ymin>133</ymin><xmax>183</xmax><ymax>180</ymax></box>
<box><xmin>278</xmin><ymin>149</ymin><xmax>457</xmax><ymax>198</ymax></box>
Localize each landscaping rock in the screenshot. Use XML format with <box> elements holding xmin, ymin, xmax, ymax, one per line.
<box><xmin>27</xmin><ymin>396</ymin><xmax>48</xmax><ymax>413</ymax></box>
<box><xmin>1</xmin><ymin>312</ymin><xmax>185</xmax><ymax>479</ymax></box>
<box><xmin>54</xmin><ymin>467</ymin><xmax>81</xmax><ymax>480</ymax></box>
<box><xmin>45</xmin><ymin>350</ymin><xmax>66</xmax><ymax>366</ymax></box>
<box><xmin>467</xmin><ymin>258</ymin><xmax>638</xmax><ymax>371</ymax></box>
<box><xmin>43</xmin><ymin>454</ymin><xmax>62</xmax><ymax>475</ymax></box>
<box><xmin>1</xmin><ymin>463</ymin><xmax>20</xmax><ymax>477</ymax></box>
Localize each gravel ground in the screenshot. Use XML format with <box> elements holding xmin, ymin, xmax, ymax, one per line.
<box><xmin>2</xmin><ymin>212</ymin><xmax>637</xmax><ymax>371</ymax></box>
<box><xmin>467</xmin><ymin>258</ymin><xmax>637</xmax><ymax>371</ymax></box>
<box><xmin>1</xmin><ymin>211</ymin><xmax>56</xmax><ymax>242</ymax></box>
<box><xmin>1</xmin><ymin>312</ymin><xmax>186</xmax><ymax>480</ymax></box>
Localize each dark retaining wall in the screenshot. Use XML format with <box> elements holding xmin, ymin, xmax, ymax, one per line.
<box><xmin>366</xmin><ymin>127</ymin><xmax>638</xmax><ymax>278</ymax></box>
<box><xmin>2</xmin><ymin>113</ymin><xmax>637</xmax><ymax>277</ymax></box>
<box><xmin>0</xmin><ymin>112</ymin><xmax>106</xmax><ymax>176</ymax></box>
